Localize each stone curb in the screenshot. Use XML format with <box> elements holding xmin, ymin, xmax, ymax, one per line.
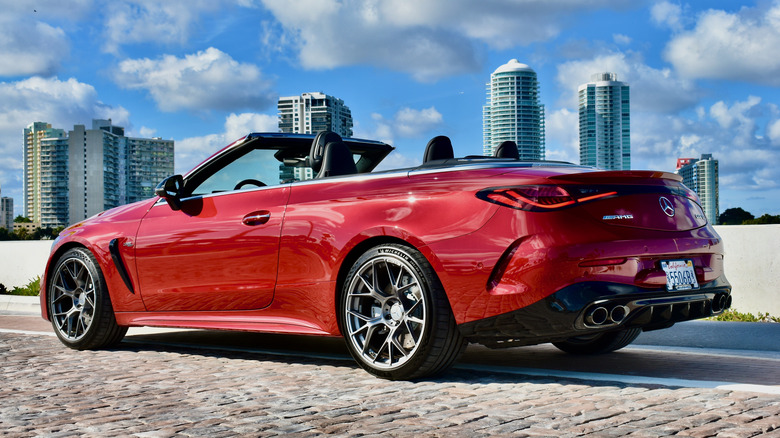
<box><xmin>0</xmin><ymin>295</ymin><xmax>40</xmax><ymax>315</ymax></box>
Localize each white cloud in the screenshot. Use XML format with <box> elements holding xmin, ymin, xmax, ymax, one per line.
<box><xmin>0</xmin><ymin>77</ymin><xmax>129</xmax><ymax>142</ymax></box>
<box><xmin>360</xmin><ymin>107</ymin><xmax>444</xmax><ymax>146</ymax></box>
<box><xmin>708</xmin><ymin>96</ymin><xmax>761</xmax><ymax>133</ymax></box>
<box><xmin>395</xmin><ymin>107</ymin><xmax>444</xmax><ymax>138</ymax></box>
<box><xmin>175</xmin><ymin>112</ymin><xmax>278</xmax><ymax>174</ymax></box>
<box><xmin>664</xmin><ymin>3</ymin><xmax>780</xmax><ymax>85</ymax></box>
<box><xmin>556</xmin><ymin>51</ymin><xmax>700</xmax><ymax>113</ymax></box>
<box><xmin>1</xmin><ymin>0</ymin><xmax>93</xmax><ymax>20</ymax></box>
<box><xmin>101</xmin><ymin>0</ymin><xmax>230</xmax><ymax>54</ymax></box>
<box><xmin>0</xmin><ymin>77</ymin><xmax>129</xmax><ymax>213</ymax></box>
<box><xmin>612</xmin><ymin>34</ymin><xmax>632</xmax><ymax>45</ymax></box>
<box><xmin>630</xmin><ymin>97</ymin><xmax>780</xmax><ymax>193</ymax></box>
<box><xmin>0</xmin><ymin>19</ymin><xmax>68</xmax><ymax>77</ymax></box>
<box><xmin>545</xmin><ymin>108</ymin><xmax>579</xmax><ymax>163</ymax></box>
<box><xmin>373</xmin><ymin>152</ymin><xmax>421</xmax><ymax>171</ymax></box>
<box><xmin>650</xmin><ymin>1</ymin><xmax>684</xmax><ymax>31</ymax></box>
<box><xmin>137</xmin><ymin>127</ymin><xmax>157</xmax><ymax>138</ymax></box>
<box><xmin>260</xmin><ymin>0</ymin><xmax>630</xmax><ymax>81</ymax></box>
<box><xmin>768</xmin><ymin>119</ymin><xmax>780</xmax><ymax>146</ymax></box>
<box><xmin>113</xmin><ymin>48</ymin><xmax>276</xmax><ymax>112</ymax></box>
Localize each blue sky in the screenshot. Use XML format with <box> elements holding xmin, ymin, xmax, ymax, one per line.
<box><xmin>1</xmin><ymin>0</ymin><xmax>779</xmax><ymax>218</ymax></box>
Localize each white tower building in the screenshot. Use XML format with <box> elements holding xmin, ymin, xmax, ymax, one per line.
<box><xmin>676</xmin><ymin>154</ymin><xmax>719</xmax><ymax>225</ymax></box>
<box><xmin>578</xmin><ymin>72</ymin><xmax>631</xmax><ymax>170</ymax></box>
<box><xmin>483</xmin><ymin>59</ymin><xmax>545</xmax><ymax>159</ymax></box>
<box><xmin>278</xmin><ymin>92</ymin><xmax>354</xmax><ymax>180</ymax></box>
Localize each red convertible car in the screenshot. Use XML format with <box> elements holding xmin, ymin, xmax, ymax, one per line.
<box><xmin>41</xmin><ymin>132</ymin><xmax>731</xmax><ymax>379</ymax></box>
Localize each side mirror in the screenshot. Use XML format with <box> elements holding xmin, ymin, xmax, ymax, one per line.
<box><xmin>155</xmin><ymin>175</ymin><xmax>184</xmax><ymax>211</ymax></box>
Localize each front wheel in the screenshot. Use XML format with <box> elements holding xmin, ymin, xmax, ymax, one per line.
<box><xmin>552</xmin><ymin>328</ymin><xmax>642</xmax><ymax>355</ymax></box>
<box><xmin>49</xmin><ymin>247</ymin><xmax>127</xmax><ymax>350</ymax></box>
<box><xmin>340</xmin><ymin>244</ymin><xmax>466</xmax><ymax>380</ymax></box>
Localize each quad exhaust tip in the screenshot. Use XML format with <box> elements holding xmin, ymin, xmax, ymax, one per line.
<box><xmin>712</xmin><ymin>293</ymin><xmax>731</xmax><ymax>313</ymax></box>
<box><xmin>585</xmin><ymin>305</ymin><xmax>630</xmax><ymax>326</ymax></box>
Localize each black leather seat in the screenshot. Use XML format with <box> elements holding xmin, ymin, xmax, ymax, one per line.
<box><xmin>423</xmin><ymin>135</ymin><xmax>454</xmax><ymax>163</ymax></box>
<box><xmin>494</xmin><ymin>140</ymin><xmax>520</xmax><ymax>159</ymax></box>
<box><xmin>317</xmin><ymin>140</ymin><xmax>357</xmax><ymax>178</ymax></box>
<box><xmin>308</xmin><ymin>130</ymin><xmax>343</xmax><ymax>174</ymax></box>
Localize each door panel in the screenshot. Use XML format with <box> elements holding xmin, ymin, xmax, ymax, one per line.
<box><xmin>134</xmin><ymin>187</ymin><xmax>289</xmax><ymax>311</ymax></box>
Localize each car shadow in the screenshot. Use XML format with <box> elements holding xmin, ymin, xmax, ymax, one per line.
<box><xmin>111</xmin><ymin>329</ymin><xmax>780</xmax><ymax>387</ymax></box>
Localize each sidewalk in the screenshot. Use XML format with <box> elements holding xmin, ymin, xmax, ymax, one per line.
<box><xmin>0</xmin><ymin>294</ymin><xmax>40</xmax><ymax>315</ymax></box>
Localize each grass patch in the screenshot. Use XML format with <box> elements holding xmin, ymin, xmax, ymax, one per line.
<box><xmin>0</xmin><ymin>276</ymin><xmax>40</xmax><ymax>296</ymax></box>
<box><xmin>708</xmin><ymin>308</ymin><xmax>779</xmax><ymax>323</ymax></box>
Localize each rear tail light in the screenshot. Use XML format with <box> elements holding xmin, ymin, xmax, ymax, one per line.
<box><xmin>579</xmin><ymin>258</ymin><xmax>626</xmax><ymax>267</ymax></box>
<box><xmin>477</xmin><ymin>185</ymin><xmax>616</xmax><ymax>211</ymax></box>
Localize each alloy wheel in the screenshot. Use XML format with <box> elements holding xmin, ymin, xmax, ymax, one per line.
<box><xmin>50</xmin><ymin>257</ymin><xmax>97</xmax><ymax>341</ymax></box>
<box><xmin>344</xmin><ymin>254</ymin><xmax>427</xmax><ymax>370</ymax></box>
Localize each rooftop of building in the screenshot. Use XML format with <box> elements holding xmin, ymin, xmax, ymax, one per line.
<box><xmin>493</xmin><ymin>59</ymin><xmax>535</xmax><ymax>75</ymax></box>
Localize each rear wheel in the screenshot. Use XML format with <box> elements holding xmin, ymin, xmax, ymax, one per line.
<box><xmin>49</xmin><ymin>248</ymin><xmax>127</xmax><ymax>350</ymax></box>
<box><xmin>340</xmin><ymin>244</ymin><xmax>466</xmax><ymax>380</ymax></box>
<box><xmin>552</xmin><ymin>328</ymin><xmax>641</xmax><ymax>354</ymax></box>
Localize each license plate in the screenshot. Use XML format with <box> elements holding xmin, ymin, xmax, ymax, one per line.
<box><xmin>661</xmin><ymin>259</ymin><xmax>699</xmax><ymax>291</ymax></box>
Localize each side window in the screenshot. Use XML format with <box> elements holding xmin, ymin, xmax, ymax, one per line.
<box><xmin>189</xmin><ymin>148</ymin><xmax>286</xmax><ymax>195</ymax></box>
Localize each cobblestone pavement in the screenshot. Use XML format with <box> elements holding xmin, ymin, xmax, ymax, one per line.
<box><xmin>1</xmin><ymin>331</ymin><xmax>779</xmax><ymax>437</ymax></box>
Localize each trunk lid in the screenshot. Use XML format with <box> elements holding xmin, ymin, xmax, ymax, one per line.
<box><xmin>549</xmin><ymin>170</ymin><xmax>707</xmax><ymax>232</ymax></box>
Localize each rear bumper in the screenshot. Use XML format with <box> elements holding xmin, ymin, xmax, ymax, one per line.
<box><xmin>458</xmin><ymin>276</ymin><xmax>732</xmax><ymax>348</ymax></box>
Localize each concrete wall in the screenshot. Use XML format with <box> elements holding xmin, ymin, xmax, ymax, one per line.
<box><xmin>714</xmin><ymin>225</ymin><xmax>780</xmax><ymax>317</ymax></box>
<box><xmin>0</xmin><ymin>225</ymin><xmax>778</xmax><ymax>315</ymax></box>
<box><xmin>0</xmin><ymin>240</ymin><xmax>51</xmax><ymax>289</ymax></box>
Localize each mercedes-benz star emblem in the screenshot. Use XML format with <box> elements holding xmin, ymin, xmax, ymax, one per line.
<box><xmin>659</xmin><ymin>196</ymin><xmax>675</xmax><ymax>217</ymax></box>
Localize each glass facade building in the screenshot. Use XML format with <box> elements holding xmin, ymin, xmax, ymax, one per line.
<box><xmin>578</xmin><ymin>73</ymin><xmax>631</xmax><ymax>170</ymax></box>
<box><xmin>278</xmin><ymin>92</ymin><xmax>354</xmax><ymax>181</ymax></box>
<box><xmin>676</xmin><ymin>154</ymin><xmax>719</xmax><ymax>225</ymax></box>
<box><xmin>483</xmin><ymin>59</ymin><xmax>545</xmax><ymax>159</ymax></box>
<box><xmin>24</xmin><ymin>120</ymin><xmax>174</xmax><ymax>227</ymax></box>
<box><xmin>278</xmin><ymin>92</ymin><xmax>353</xmax><ymax>137</ymax></box>
<box><xmin>0</xmin><ymin>184</ymin><xmax>13</xmax><ymax>230</ymax></box>
<box><xmin>23</xmin><ymin>122</ymin><xmax>68</xmax><ymax>228</ymax></box>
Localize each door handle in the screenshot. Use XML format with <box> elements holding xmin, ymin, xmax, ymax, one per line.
<box><xmin>242</xmin><ymin>211</ymin><xmax>271</xmax><ymax>226</ymax></box>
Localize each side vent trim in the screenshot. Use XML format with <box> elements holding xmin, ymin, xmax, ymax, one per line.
<box><xmin>109</xmin><ymin>238</ymin><xmax>135</xmax><ymax>294</ymax></box>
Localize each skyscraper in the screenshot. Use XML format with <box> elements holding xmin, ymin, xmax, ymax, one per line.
<box><xmin>676</xmin><ymin>154</ymin><xmax>719</xmax><ymax>224</ymax></box>
<box><xmin>68</xmin><ymin>119</ymin><xmax>174</xmax><ymax>224</ymax></box>
<box><xmin>483</xmin><ymin>59</ymin><xmax>545</xmax><ymax>159</ymax></box>
<box><xmin>278</xmin><ymin>92</ymin><xmax>354</xmax><ymax>180</ymax></box>
<box><xmin>0</xmin><ymin>185</ymin><xmax>13</xmax><ymax>230</ymax></box>
<box><xmin>278</xmin><ymin>92</ymin><xmax>353</xmax><ymax>137</ymax></box>
<box><xmin>578</xmin><ymin>72</ymin><xmax>631</xmax><ymax>170</ymax></box>
<box><xmin>23</xmin><ymin>122</ymin><xmax>68</xmax><ymax>227</ymax></box>
<box><xmin>24</xmin><ymin>119</ymin><xmax>174</xmax><ymax>227</ymax></box>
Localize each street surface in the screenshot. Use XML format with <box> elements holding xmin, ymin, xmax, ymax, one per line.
<box><xmin>1</xmin><ymin>312</ymin><xmax>778</xmax><ymax>436</ymax></box>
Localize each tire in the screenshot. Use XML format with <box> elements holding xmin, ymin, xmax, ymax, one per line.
<box><xmin>48</xmin><ymin>247</ymin><xmax>128</xmax><ymax>350</ymax></box>
<box><xmin>340</xmin><ymin>244</ymin><xmax>466</xmax><ymax>380</ymax></box>
<box><xmin>552</xmin><ymin>328</ymin><xmax>642</xmax><ymax>355</ymax></box>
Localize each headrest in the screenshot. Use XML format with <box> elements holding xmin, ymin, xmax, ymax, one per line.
<box><xmin>308</xmin><ymin>130</ymin><xmax>343</xmax><ymax>173</ymax></box>
<box><xmin>317</xmin><ymin>141</ymin><xmax>357</xmax><ymax>178</ymax></box>
<box><xmin>423</xmin><ymin>135</ymin><xmax>454</xmax><ymax>163</ymax></box>
<box><xmin>494</xmin><ymin>140</ymin><xmax>520</xmax><ymax>159</ymax></box>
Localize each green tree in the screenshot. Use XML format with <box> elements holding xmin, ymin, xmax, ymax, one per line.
<box><xmin>742</xmin><ymin>214</ymin><xmax>780</xmax><ymax>225</ymax></box>
<box><xmin>13</xmin><ymin>215</ymin><xmax>32</xmax><ymax>223</ymax></box>
<box><xmin>718</xmin><ymin>207</ymin><xmax>754</xmax><ymax>225</ymax></box>
<box><xmin>15</xmin><ymin>227</ymin><xmax>29</xmax><ymax>240</ymax></box>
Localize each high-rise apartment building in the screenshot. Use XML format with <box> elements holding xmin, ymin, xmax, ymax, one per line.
<box><xmin>68</xmin><ymin>119</ymin><xmax>174</xmax><ymax>224</ymax></box>
<box><xmin>0</xmin><ymin>185</ymin><xmax>13</xmax><ymax>230</ymax></box>
<box><xmin>24</xmin><ymin>119</ymin><xmax>174</xmax><ymax>227</ymax></box>
<box><xmin>23</xmin><ymin>122</ymin><xmax>68</xmax><ymax>227</ymax></box>
<box><xmin>483</xmin><ymin>59</ymin><xmax>545</xmax><ymax>159</ymax></box>
<box><xmin>578</xmin><ymin>72</ymin><xmax>631</xmax><ymax>170</ymax></box>
<box><xmin>278</xmin><ymin>92</ymin><xmax>353</xmax><ymax>137</ymax></box>
<box><xmin>676</xmin><ymin>154</ymin><xmax>719</xmax><ymax>224</ymax></box>
<box><xmin>278</xmin><ymin>92</ymin><xmax>354</xmax><ymax>180</ymax></box>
